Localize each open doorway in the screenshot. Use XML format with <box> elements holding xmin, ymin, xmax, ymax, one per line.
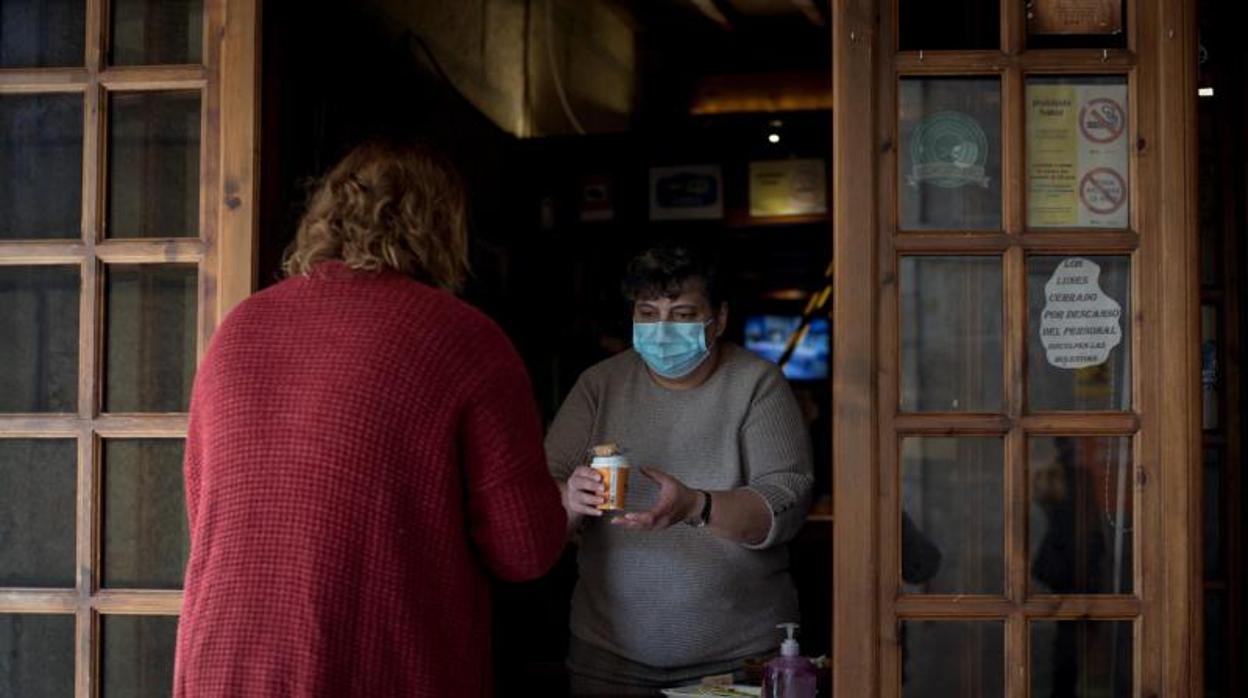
<box><xmin>259</xmin><ymin>0</ymin><xmax>833</xmax><ymax>692</ymax></box>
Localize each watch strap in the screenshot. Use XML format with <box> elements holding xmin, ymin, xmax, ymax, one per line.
<box><xmin>687</xmin><ymin>490</ymin><xmax>712</xmax><ymax>528</ymax></box>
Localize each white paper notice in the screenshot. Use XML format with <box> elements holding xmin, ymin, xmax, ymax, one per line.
<box><xmin>1040</xmin><ymin>258</ymin><xmax>1123</xmax><ymax>369</ymax></box>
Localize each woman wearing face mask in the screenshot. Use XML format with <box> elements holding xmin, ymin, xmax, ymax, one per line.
<box><xmin>546</xmin><ymin>241</ymin><xmax>814</xmax><ymax>695</ymax></box>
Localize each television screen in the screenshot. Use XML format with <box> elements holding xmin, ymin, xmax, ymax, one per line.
<box><xmin>743</xmin><ymin>315</ymin><xmax>829</xmax><ymax>380</ymax></box>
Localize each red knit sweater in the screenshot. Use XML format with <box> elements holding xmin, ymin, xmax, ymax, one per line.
<box><xmin>174</xmin><ymin>261</ymin><xmax>566</xmax><ymax>697</ymax></box>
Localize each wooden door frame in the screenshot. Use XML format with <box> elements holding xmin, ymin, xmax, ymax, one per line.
<box><xmin>830</xmin><ymin>0</ymin><xmax>1201</xmax><ymax>694</ymax></box>
<box><xmin>0</xmin><ymin>1</ymin><xmax>258</xmax><ymax>695</ymax></box>
<box><xmin>215</xmin><ymin>0</ymin><xmax>261</xmax><ymax>324</ymax></box>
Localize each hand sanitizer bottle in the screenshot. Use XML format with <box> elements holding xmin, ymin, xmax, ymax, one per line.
<box><xmin>762</xmin><ymin>623</ymin><xmax>818</xmax><ymax>698</ymax></box>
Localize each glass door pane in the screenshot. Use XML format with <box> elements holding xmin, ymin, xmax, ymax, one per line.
<box><xmin>0</xmin><ymin>614</ymin><xmax>76</xmax><ymax>697</ymax></box>
<box><xmin>0</xmin><ymin>94</ymin><xmax>83</xmax><ymax>240</ymax></box>
<box><xmin>1030</xmin><ymin>620</ymin><xmax>1132</xmax><ymax>697</ymax></box>
<box><xmin>102</xmin><ymin>439</ymin><xmax>188</xmax><ymax>589</ymax></box>
<box><xmin>901</xmin><ymin>256</ymin><xmax>1004</xmax><ymax>412</ymax></box>
<box><xmin>902</xmin><ymin>437</ymin><xmax>1004</xmax><ymax>595</ymax></box>
<box><xmin>104</xmin><ymin>264</ymin><xmax>198</xmax><ymax>413</ymax></box>
<box><xmin>0</xmin><ymin>266</ymin><xmax>79</xmax><ymax>412</ymax></box>
<box><xmin>107</xmin><ymin>91</ymin><xmax>201</xmax><ymax>239</ymax></box>
<box><xmin>0</xmin><ymin>439</ymin><xmax>77</xmax><ymax>587</ymax></box>
<box><xmin>110</xmin><ymin>0</ymin><xmax>203</xmax><ymax>66</ymax></box>
<box><xmin>902</xmin><ymin>621</ymin><xmax>1005</xmax><ymax>697</ymax></box>
<box><xmin>1029</xmin><ymin>437</ymin><xmax>1134</xmax><ymax>595</ymax></box>
<box><xmin>0</xmin><ymin>1</ymin><xmax>86</xmax><ymax>68</ymax></box>
<box><xmin>899</xmin><ymin>78</ymin><xmax>1003</xmax><ymax>231</ymax></box>
<box><xmin>101</xmin><ymin>615</ymin><xmax>178</xmax><ymax>698</ymax></box>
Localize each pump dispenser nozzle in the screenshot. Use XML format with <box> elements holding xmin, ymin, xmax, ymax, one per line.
<box><xmin>777</xmin><ymin>622</ymin><xmax>801</xmax><ymax>657</ymax></box>
<box><xmin>764</xmin><ymin>622</ymin><xmax>817</xmax><ymax>697</ymax></box>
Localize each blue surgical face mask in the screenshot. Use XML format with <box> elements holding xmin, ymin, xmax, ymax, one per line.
<box><xmin>632</xmin><ymin>320</ymin><xmax>714</xmax><ymax>379</ymax></box>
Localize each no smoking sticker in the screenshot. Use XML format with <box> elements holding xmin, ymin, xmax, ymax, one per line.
<box><xmin>1079</xmin><ymin>98</ymin><xmax>1127</xmax><ymax>144</ymax></box>
<box><xmin>1079</xmin><ymin>167</ymin><xmax>1127</xmax><ymax>215</ymax></box>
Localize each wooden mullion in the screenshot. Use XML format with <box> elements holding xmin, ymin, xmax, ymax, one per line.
<box><xmin>73</xmin><ymin>424</ymin><xmax>93</xmax><ymax>698</ymax></box>
<box><xmin>1016</xmin><ymin>50</ymin><xmax>1137</xmax><ymax>72</ymax></box>
<box><xmin>93</xmin><ymin>590</ymin><xmax>183</xmax><ymax>615</ymax></box>
<box><xmin>1024</xmin><ymin>595</ymin><xmax>1143</xmax><ymax>617</ymax></box>
<box><xmin>0</xmin><ymin>590</ymin><xmax>79</xmax><ymax>613</ymax></box>
<box><xmin>75</xmin><ymin>605</ymin><xmax>93</xmax><ymax>698</ymax></box>
<box><xmin>99</xmin><ymin>68</ymin><xmax>207</xmax><ymax>92</ymax></box>
<box><xmin>0</xmin><ymin>73</ymin><xmax>88</xmax><ymax>93</ymax></box>
<box><xmin>94</xmin><ymin>239</ymin><xmax>205</xmax><ymax>265</ymax></box>
<box><xmin>879</xmin><ymin>428</ymin><xmax>899</xmax><ymax>698</ymax></box>
<box><xmin>894</xmin><ymin>234</ymin><xmax>1014</xmax><ymax>253</ymax></box>
<box><xmin>894</xmin><ymin>414</ymin><xmax>1012</xmax><ymax>434</ymax></box>
<box><xmin>1001</xmin><ymin>0</ymin><xmax>1023</xmax><ymax>57</ymax></box>
<box><xmin>878</xmin><ymin>1</ymin><xmax>900</xmax><ymax>689</ymax></box>
<box><xmin>894</xmin><ymin>52</ymin><xmax>1009</xmax><ymax>74</ymax></box>
<box><xmin>1016</xmin><ymin>230</ymin><xmax>1139</xmax><ymax>250</ymax></box>
<box><xmin>895</xmin><ymin>412</ymin><xmax>1142</xmax><ymax>439</ymax></box>
<box><xmin>82</xmin><ymin>1</ymin><xmax>105</xmax><ymax>692</ymax></box>
<box><xmin>92</xmin><ymin>414</ymin><xmax>189</xmax><ymax>438</ymax></box>
<box><xmin>1006</xmin><ymin>611</ymin><xmax>1026</xmax><ymax>698</ymax></box>
<box><xmin>1020</xmin><ymin>413</ymin><xmax>1140</xmax><ymax>433</ymax></box>
<box><xmin>893</xmin><ymin>231</ymin><xmax>1139</xmax><ymax>254</ymax></box>
<box><xmin>0</xmin><ymin>417</ymin><xmax>81</xmax><ymax>436</ymax></box>
<box><xmin>894</xmin><ymin>597</ymin><xmax>1010</xmax><ymax>618</ymax></box>
<box><xmin>893</xmin><ymin>51</ymin><xmax>1138</xmax><ymax>76</ymax></box>
<box><xmin>1004</xmin><ymin>426</ymin><xmax>1027</xmax><ymax>690</ymax></box>
<box><xmin>1005</xmin><ymin>238</ymin><xmax>1025</xmax><ymax>698</ymax></box>
<box><xmin>0</xmin><ymin>243</ymin><xmax>88</xmax><ymax>264</ymax></box>
<box><xmin>896</xmin><ymin>595</ymin><xmax>1142</xmax><ymax>618</ymax></box>
<box><xmin>1002</xmin><ymin>69</ymin><xmax>1024</xmax><ymax>238</ymax></box>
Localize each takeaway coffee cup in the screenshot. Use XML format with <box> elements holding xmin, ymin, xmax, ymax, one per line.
<box><xmin>590</xmin><ymin>453</ymin><xmax>630</xmax><ymax>511</ymax></box>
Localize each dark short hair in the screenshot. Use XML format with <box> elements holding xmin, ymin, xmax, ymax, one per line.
<box><xmin>621</xmin><ymin>241</ymin><xmax>722</xmax><ymax>308</ymax></box>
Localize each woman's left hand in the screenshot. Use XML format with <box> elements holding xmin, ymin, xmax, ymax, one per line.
<box><xmin>611</xmin><ymin>467</ymin><xmax>701</xmax><ymax>531</ymax></box>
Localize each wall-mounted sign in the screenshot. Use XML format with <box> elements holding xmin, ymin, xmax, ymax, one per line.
<box><xmin>1027</xmin><ymin>81</ymin><xmax>1129</xmax><ymax>228</ymax></box>
<box><xmin>1040</xmin><ymin>257</ymin><xmax>1123</xmax><ymax>369</ymax></box>
<box><xmin>749</xmin><ymin>159</ymin><xmax>827</xmax><ymax>217</ymax></box>
<box><xmin>1028</xmin><ymin>0</ymin><xmax>1123</xmax><ymax>35</ymax></box>
<box><xmin>649</xmin><ymin>165</ymin><xmax>723</xmax><ymax>221</ymax></box>
<box><xmin>580</xmin><ymin>174</ymin><xmax>613</xmax><ymax>222</ymax></box>
<box><xmin>906</xmin><ymin>111</ymin><xmax>991</xmax><ymax>190</ymax></box>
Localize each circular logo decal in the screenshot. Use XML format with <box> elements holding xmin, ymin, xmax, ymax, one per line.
<box><xmin>908</xmin><ymin>111</ymin><xmax>991</xmax><ymax>189</ymax></box>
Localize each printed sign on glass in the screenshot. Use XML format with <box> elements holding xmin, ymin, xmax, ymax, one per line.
<box><xmin>1027</xmin><ymin>77</ymin><xmax>1129</xmax><ymax>228</ymax></box>
<box><xmin>1039</xmin><ymin>257</ymin><xmax>1123</xmax><ymax>369</ymax></box>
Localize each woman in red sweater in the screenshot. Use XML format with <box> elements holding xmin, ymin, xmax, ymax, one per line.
<box><xmin>174</xmin><ymin>140</ymin><xmax>567</xmax><ymax>697</ymax></box>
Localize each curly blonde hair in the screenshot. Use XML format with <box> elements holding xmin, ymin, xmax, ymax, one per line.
<box><xmin>282</xmin><ymin>139</ymin><xmax>470</xmax><ymax>291</ymax></box>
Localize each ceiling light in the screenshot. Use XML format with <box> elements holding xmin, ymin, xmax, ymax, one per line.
<box><xmin>1198</xmin><ymin>87</ymin><xmax>1214</xmax><ymax>97</ymax></box>
<box><xmin>768</xmin><ymin>133</ymin><xmax>781</xmax><ymax>144</ymax></box>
